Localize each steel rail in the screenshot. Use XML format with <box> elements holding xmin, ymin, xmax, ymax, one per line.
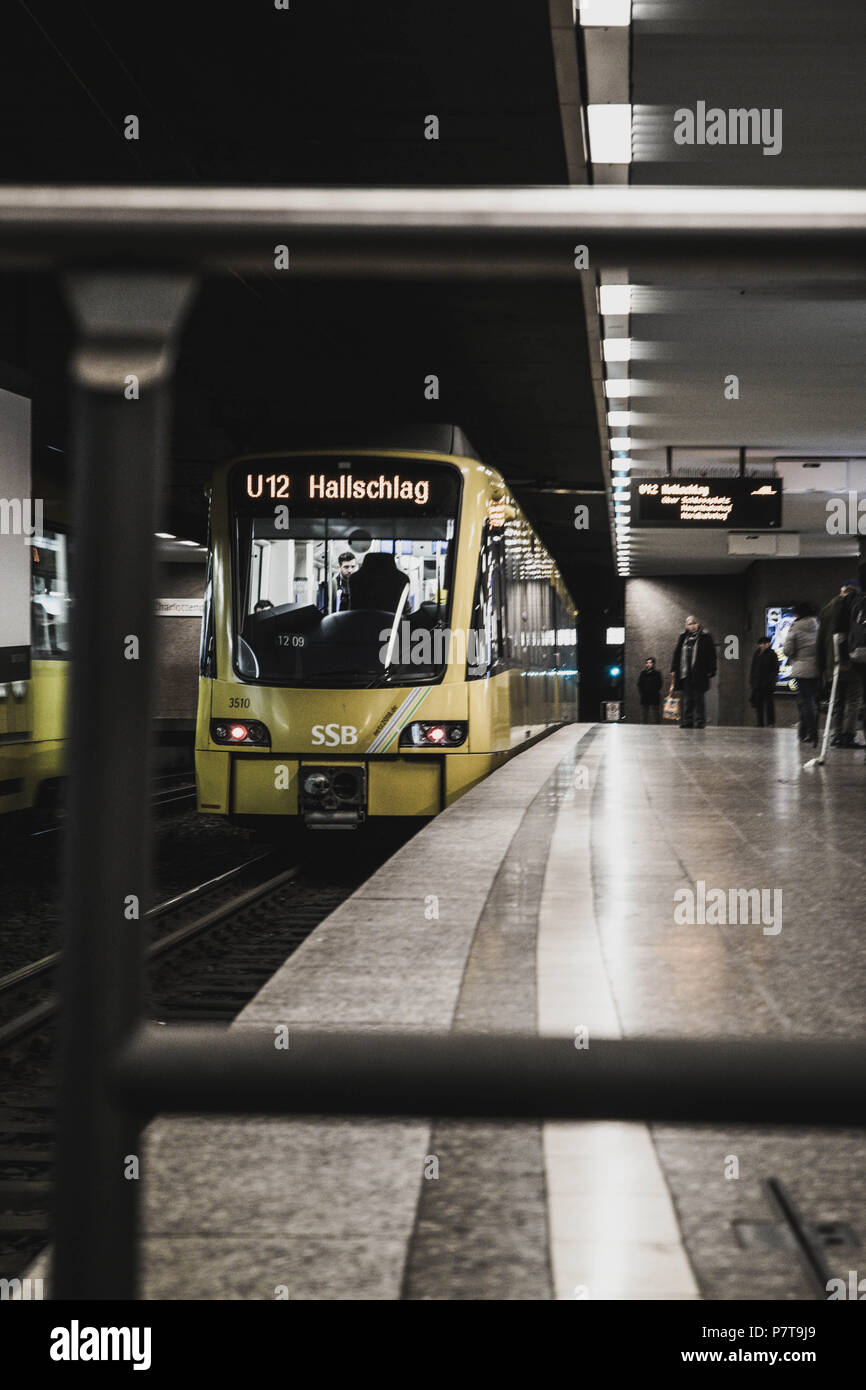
<box><xmin>0</xmin><ymin>858</ymin><xmax>291</xmax><ymax>1050</ymax></box>
<box><xmin>0</xmin><ymin>853</ymin><xmax>274</xmax><ymax>998</ymax></box>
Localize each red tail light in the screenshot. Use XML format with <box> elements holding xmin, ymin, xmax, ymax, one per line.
<box><xmin>399</xmin><ymin>721</ymin><xmax>467</xmax><ymax>748</ymax></box>
<box><xmin>211</xmin><ymin>719</ymin><xmax>271</xmax><ymax>747</ymax></box>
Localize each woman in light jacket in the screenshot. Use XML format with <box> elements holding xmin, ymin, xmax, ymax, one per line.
<box><xmin>783</xmin><ymin>602</ymin><xmax>820</xmax><ymax>745</ymax></box>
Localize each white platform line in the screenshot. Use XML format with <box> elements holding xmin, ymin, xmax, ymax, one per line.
<box><xmin>537</xmin><ymin>737</ymin><xmax>700</xmax><ymax>1301</ymax></box>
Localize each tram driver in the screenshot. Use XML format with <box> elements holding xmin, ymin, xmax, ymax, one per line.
<box><xmin>317</xmin><ymin>550</ymin><xmax>357</xmax><ymax>614</ymax></box>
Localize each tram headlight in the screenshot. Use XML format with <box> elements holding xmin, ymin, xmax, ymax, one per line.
<box><xmin>211</xmin><ymin>718</ymin><xmax>271</xmax><ymax>746</ymax></box>
<box><xmin>303</xmin><ymin>772</ymin><xmax>331</xmax><ymax>798</ymax></box>
<box><xmin>399</xmin><ymin>721</ymin><xmax>467</xmax><ymax>748</ymax></box>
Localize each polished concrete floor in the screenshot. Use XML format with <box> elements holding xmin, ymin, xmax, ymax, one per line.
<box><xmin>137</xmin><ymin>724</ymin><xmax>865</xmax><ymax>1300</ymax></box>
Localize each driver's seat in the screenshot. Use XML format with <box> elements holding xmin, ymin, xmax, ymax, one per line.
<box><xmin>348</xmin><ymin>553</ymin><xmax>409</xmax><ymax>613</ymax></box>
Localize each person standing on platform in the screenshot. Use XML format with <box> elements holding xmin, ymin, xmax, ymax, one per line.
<box><xmin>669</xmin><ymin>615</ymin><xmax>717</xmax><ymax>729</ymax></box>
<box><xmin>783</xmin><ymin>603</ymin><xmax>819</xmax><ymax>746</ymax></box>
<box><xmin>637</xmin><ymin>656</ymin><xmax>662</xmax><ymax>723</ymax></box>
<box><xmin>847</xmin><ymin>584</ymin><xmax>866</xmax><ymax>757</ymax></box>
<box><xmin>818</xmin><ymin>579</ymin><xmax>862</xmax><ymax>748</ymax></box>
<box><xmin>749</xmin><ymin>635</ymin><xmax>780</xmax><ymax>728</ymax></box>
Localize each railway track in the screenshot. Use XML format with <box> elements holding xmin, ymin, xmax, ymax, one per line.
<box><xmin>28</xmin><ymin>773</ymin><xmax>197</xmax><ymax>838</ymax></box>
<box><xmin>0</xmin><ymin>838</ymin><xmax>384</xmax><ymax>1278</ymax></box>
<box><xmin>0</xmin><ymin>852</ymin><xmax>279</xmax><ymax>1047</ymax></box>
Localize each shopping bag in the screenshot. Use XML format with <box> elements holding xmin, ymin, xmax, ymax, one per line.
<box><xmin>662</xmin><ymin>693</ymin><xmax>681</xmax><ymax>722</ymax></box>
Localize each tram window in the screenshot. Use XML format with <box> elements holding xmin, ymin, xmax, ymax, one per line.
<box><xmin>199</xmin><ymin>549</ymin><xmax>216</xmax><ymax>677</ymax></box>
<box><xmin>233</xmin><ymin>512</ymin><xmax>458</xmax><ymax>686</ymax></box>
<box><xmin>468</xmin><ymin>521</ymin><xmax>510</xmax><ymax>679</ymax></box>
<box><xmin>31</xmin><ymin>528</ymin><xmax>70</xmax><ymax>659</ymax></box>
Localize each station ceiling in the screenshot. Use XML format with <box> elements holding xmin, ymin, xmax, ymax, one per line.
<box><xmin>624</xmin><ymin>0</ymin><xmax>866</xmax><ymax>576</ymax></box>
<box><xmin>9</xmin><ymin>3</ymin><xmax>859</xmax><ymax>596</ymax></box>
<box><xmin>2</xmin><ymin>0</ymin><xmax>611</xmax><ymax>608</ymax></box>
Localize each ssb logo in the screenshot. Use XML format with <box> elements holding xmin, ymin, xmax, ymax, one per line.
<box><xmin>311</xmin><ymin>724</ymin><xmax>358</xmax><ymax>747</ymax></box>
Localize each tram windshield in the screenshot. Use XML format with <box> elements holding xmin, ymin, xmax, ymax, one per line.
<box><xmin>230</xmin><ymin>458</ymin><xmax>461</xmax><ymax>686</ymax></box>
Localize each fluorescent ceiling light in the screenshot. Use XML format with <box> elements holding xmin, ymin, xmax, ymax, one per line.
<box><xmin>587</xmin><ymin>105</ymin><xmax>633</xmax><ymax>163</ymax></box>
<box><xmin>155</xmin><ymin>532</ymin><xmax>175</xmax><ymax>539</ymax></box>
<box><xmin>580</xmin><ymin>0</ymin><xmax>631</xmax><ymax>26</ymax></box>
<box><xmin>603</xmin><ymin>338</ymin><xmax>632</xmax><ymax>362</ymax></box>
<box><xmin>178</xmin><ymin>539</ymin><xmax>200</xmax><ymax>546</ymax></box>
<box><xmin>599</xmin><ymin>285</ymin><xmax>632</xmax><ymax>316</ymax></box>
<box><xmin>612</xmin><ymin>461</ymin><xmax>630</xmax><ymax>472</ymax></box>
<box><xmin>604</xmin><ymin>379</ymin><xmax>631</xmax><ymax>398</ymax></box>
<box><xmin>607</xmin><ymin>410</ymin><xmax>631</xmax><ymax>427</ymax></box>
<box><xmin>610</xmin><ymin>437</ymin><xmax>632</xmax><ymax>450</ymax></box>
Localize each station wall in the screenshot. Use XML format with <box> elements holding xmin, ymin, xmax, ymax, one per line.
<box><xmin>154</xmin><ymin>560</ymin><xmax>206</xmax><ymax>723</ymax></box>
<box><xmin>625</xmin><ymin>558</ymin><xmax>857</xmax><ymax>727</ymax></box>
<box><xmin>624</xmin><ymin>575</ymin><xmax>746</xmax><ymax>726</ymax></box>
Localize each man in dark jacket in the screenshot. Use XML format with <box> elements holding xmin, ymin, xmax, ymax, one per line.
<box><xmin>749</xmin><ymin>636</ymin><xmax>780</xmax><ymax>727</ymax></box>
<box><xmin>669</xmin><ymin>615</ymin><xmax>717</xmax><ymax>729</ymax></box>
<box><xmin>637</xmin><ymin>657</ymin><xmax>663</xmax><ymax>723</ymax></box>
<box><xmin>818</xmin><ymin>579</ymin><xmax>862</xmax><ymax>747</ymax></box>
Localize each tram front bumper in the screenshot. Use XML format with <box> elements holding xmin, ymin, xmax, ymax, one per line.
<box><xmin>226</xmin><ymin>754</ymin><xmax>444</xmax><ymax>822</ymax></box>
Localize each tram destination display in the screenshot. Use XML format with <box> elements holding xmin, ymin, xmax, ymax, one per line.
<box><xmin>632</xmin><ymin>477</ymin><xmax>782</xmax><ymax>528</ymax></box>
<box><xmin>231</xmin><ymin>457</ymin><xmax>459</xmax><ymax>515</ymax></box>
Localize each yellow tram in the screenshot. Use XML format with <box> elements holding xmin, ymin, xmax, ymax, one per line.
<box><xmin>0</xmin><ymin>381</ymin><xmax>69</xmax><ymax>816</ymax></box>
<box><xmin>0</xmin><ymin>528</ymin><xmax>70</xmax><ymax>814</ymax></box>
<box><xmin>195</xmin><ymin>428</ymin><xmax>577</xmax><ymax>829</ymax></box>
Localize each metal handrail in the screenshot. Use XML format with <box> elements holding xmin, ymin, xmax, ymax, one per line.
<box><xmin>2</xmin><ymin>185</ymin><xmax>866</xmax><ymax>272</ymax></box>
<box><xmin>113</xmin><ymin>1026</ymin><xmax>866</xmax><ymax>1128</ymax></box>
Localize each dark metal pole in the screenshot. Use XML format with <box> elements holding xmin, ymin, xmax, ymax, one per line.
<box><xmin>739</xmin><ymin>446</ymin><xmax>746</xmax><ymax>477</ymax></box>
<box><xmin>113</xmin><ymin>1026</ymin><xmax>866</xmax><ymax>1128</ymax></box>
<box><xmin>53</xmin><ymin>272</ymin><xmax>194</xmax><ymax>1300</ymax></box>
<box><xmin>665</xmin><ymin>445</ymin><xmax>673</xmax><ymax>476</ymax></box>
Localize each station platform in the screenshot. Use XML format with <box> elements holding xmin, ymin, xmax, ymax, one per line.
<box><xmin>139</xmin><ymin>723</ymin><xmax>866</xmax><ymax>1300</ymax></box>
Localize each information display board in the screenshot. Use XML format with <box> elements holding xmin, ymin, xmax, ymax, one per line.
<box><xmin>632</xmin><ymin>477</ymin><xmax>782</xmax><ymax>528</ymax></box>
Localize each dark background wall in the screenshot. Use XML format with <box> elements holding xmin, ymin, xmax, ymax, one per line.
<box><xmin>625</xmin><ymin>575</ymin><xmax>746</xmax><ymax>725</ymax></box>
<box><xmin>624</xmin><ymin>560</ymin><xmax>855</xmax><ymax>726</ymax></box>
<box><xmin>154</xmin><ymin>561</ymin><xmax>206</xmax><ymax>722</ymax></box>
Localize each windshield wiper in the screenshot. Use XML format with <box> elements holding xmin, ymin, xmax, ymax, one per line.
<box><xmin>369</xmin><ymin>669</ymin><xmax>440</xmax><ymax>687</ymax></box>
<box><xmin>295</xmin><ymin>671</ymin><xmax>381</xmax><ymax>687</ymax></box>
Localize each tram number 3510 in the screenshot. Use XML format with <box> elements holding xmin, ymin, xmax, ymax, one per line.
<box><xmin>311</xmin><ymin>724</ymin><xmax>358</xmax><ymax>746</ymax></box>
